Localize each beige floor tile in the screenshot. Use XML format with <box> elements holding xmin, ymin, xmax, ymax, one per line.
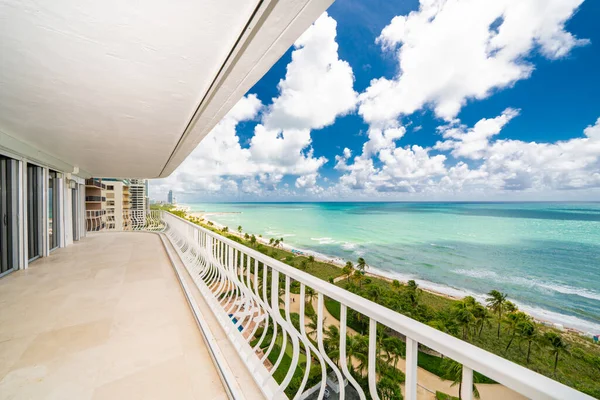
<box><xmin>0</xmin><ymin>233</ymin><xmax>226</xmax><ymax>399</ymax></box>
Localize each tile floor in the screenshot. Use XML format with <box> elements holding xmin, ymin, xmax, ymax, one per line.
<box><xmin>0</xmin><ymin>232</ymin><xmax>227</xmax><ymax>400</ymax></box>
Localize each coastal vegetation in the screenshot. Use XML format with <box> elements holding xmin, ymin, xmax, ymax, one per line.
<box><xmin>151</xmin><ymin>204</ymin><xmax>600</xmax><ymax>398</ymax></box>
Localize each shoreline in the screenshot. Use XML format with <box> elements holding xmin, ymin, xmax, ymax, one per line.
<box><xmin>191</xmin><ymin>212</ymin><xmax>596</xmax><ymax>336</ymax></box>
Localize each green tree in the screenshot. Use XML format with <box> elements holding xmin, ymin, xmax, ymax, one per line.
<box><xmin>405</xmin><ymin>280</ymin><xmax>421</xmax><ymax>308</ymax></box>
<box><xmin>441</xmin><ymin>359</ymin><xmax>480</xmax><ymax>400</ymax></box>
<box><xmin>357</xmin><ymin>257</ymin><xmax>367</xmax><ymax>274</ymax></box>
<box><xmin>486</xmin><ymin>290</ymin><xmax>508</xmax><ymax>338</ymax></box>
<box><xmin>382</xmin><ymin>336</ymin><xmax>405</xmax><ymax>368</ymax></box>
<box><xmin>377</xmin><ymin>376</ymin><xmax>403</xmax><ymax>400</ymax></box>
<box><xmin>221</xmin><ymin>226</ymin><xmax>229</xmax><ymax>233</ymax></box>
<box><xmin>300</xmin><ymin>259</ymin><xmax>308</xmax><ymax>270</ymax></box>
<box><xmin>269</xmin><ymin>238</ymin><xmax>274</xmax><ymax>245</ymax></box>
<box><xmin>453</xmin><ymin>298</ymin><xmax>476</xmax><ymax>341</ymax></box>
<box><xmin>472</xmin><ymin>303</ymin><xmax>492</xmax><ymax>338</ymax></box>
<box><xmin>237</xmin><ymin>225</ymin><xmax>242</xmax><ymax>234</ymax></box>
<box><xmin>504</xmin><ymin>312</ymin><xmax>529</xmax><ymax>352</ymax></box>
<box><xmin>305</xmin><ymin>286</ymin><xmax>318</xmax><ymax>305</ymax></box>
<box><xmin>250</xmin><ymin>234</ymin><xmax>257</xmax><ymax>247</ymax></box>
<box><xmin>517</xmin><ymin>320</ymin><xmax>539</xmax><ymax>364</ymax></box>
<box><xmin>343</xmin><ymin>261</ymin><xmax>354</xmax><ymax>282</ymax></box>
<box><xmin>244</xmin><ymin>233</ymin><xmax>250</xmax><ymax>240</ymax></box>
<box><xmin>545</xmin><ymin>331</ymin><xmax>569</xmax><ymax>374</ymax></box>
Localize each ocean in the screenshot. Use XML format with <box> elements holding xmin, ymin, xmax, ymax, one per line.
<box><xmin>185</xmin><ymin>202</ymin><xmax>600</xmax><ymax>333</ymax></box>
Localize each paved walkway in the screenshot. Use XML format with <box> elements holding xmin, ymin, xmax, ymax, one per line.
<box><xmin>0</xmin><ymin>232</ymin><xmax>227</xmax><ymax>400</ymax></box>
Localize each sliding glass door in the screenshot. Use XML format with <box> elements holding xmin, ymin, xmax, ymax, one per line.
<box><xmin>48</xmin><ymin>170</ymin><xmax>59</xmax><ymax>251</ymax></box>
<box><xmin>71</xmin><ymin>184</ymin><xmax>80</xmax><ymax>242</ymax></box>
<box><xmin>1</xmin><ymin>156</ymin><xmax>18</xmax><ymax>277</ymax></box>
<box><xmin>27</xmin><ymin>164</ymin><xmax>43</xmax><ymax>262</ymax></box>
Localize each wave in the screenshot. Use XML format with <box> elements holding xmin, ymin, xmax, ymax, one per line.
<box><xmin>376</xmin><ymin>268</ymin><xmax>600</xmax><ymax>333</ymax></box>
<box><xmin>430</xmin><ymin>243</ymin><xmax>456</xmax><ymax>250</ymax></box>
<box><xmin>310</xmin><ymin>237</ymin><xmax>338</xmax><ymax>245</ymax></box>
<box><xmin>341</xmin><ymin>242</ymin><xmax>357</xmax><ymax>250</ymax></box>
<box><xmin>452</xmin><ymin>269</ymin><xmax>600</xmax><ymax>301</ymax></box>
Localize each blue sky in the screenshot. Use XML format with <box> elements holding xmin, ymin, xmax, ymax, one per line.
<box><xmin>152</xmin><ymin>0</ymin><xmax>600</xmax><ymax>202</ymax></box>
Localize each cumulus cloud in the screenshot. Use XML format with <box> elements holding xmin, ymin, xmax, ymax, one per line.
<box><xmin>263</xmin><ymin>13</ymin><xmax>357</xmax><ymax>131</ymax></box>
<box><xmin>358</xmin><ymin>0</ymin><xmax>588</xmax><ymax>124</ymax></box>
<box><xmin>151</xmin><ymin>12</ymin><xmax>356</xmax><ymax>200</ymax></box>
<box><xmin>434</xmin><ymin>108</ymin><xmax>520</xmax><ymax>159</ymax></box>
<box><xmin>436</xmin><ymin>113</ymin><xmax>600</xmax><ymax>192</ymax></box>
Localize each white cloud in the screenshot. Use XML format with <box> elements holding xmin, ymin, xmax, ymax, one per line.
<box><xmin>358</xmin><ymin>0</ymin><xmax>588</xmax><ymax>124</ymax></box>
<box><xmin>434</xmin><ymin>108</ymin><xmax>520</xmax><ymax>159</ymax></box>
<box><xmin>436</xmin><ymin>113</ymin><xmax>600</xmax><ymax>191</ymax></box>
<box><xmin>151</xmin><ymin>12</ymin><xmax>356</xmax><ymax>201</ymax></box>
<box><xmin>263</xmin><ymin>13</ymin><xmax>358</xmax><ymax>131</ymax></box>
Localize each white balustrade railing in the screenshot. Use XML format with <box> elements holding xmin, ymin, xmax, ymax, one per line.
<box><xmin>86</xmin><ymin>210</ymin><xmax>164</xmax><ymax>232</ymax></box>
<box><xmin>152</xmin><ymin>211</ymin><xmax>593</xmax><ymax>399</ymax></box>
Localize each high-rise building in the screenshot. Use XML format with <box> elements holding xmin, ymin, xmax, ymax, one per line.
<box><xmin>102</xmin><ymin>179</ymin><xmax>131</xmax><ymax>229</ymax></box>
<box><xmin>168</xmin><ymin>190</ymin><xmax>173</xmax><ymax>204</ymax></box>
<box><xmin>129</xmin><ymin>179</ymin><xmax>147</xmax><ymax>214</ymax></box>
<box><xmin>84</xmin><ymin>178</ymin><xmax>106</xmax><ymax>231</ymax></box>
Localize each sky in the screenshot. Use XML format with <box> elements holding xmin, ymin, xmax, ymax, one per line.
<box><xmin>151</xmin><ymin>0</ymin><xmax>600</xmax><ymax>202</ymax></box>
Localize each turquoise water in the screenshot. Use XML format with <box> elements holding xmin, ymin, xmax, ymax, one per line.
<box><xmin>186</xmin><ymin>202</ymin><xmax>600</xmax><ymax>333</ymax></box>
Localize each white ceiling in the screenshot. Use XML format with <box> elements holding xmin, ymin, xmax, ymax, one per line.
<box><xmin>0</xmin><ymin>0</ymin><xmax>333</xmax><ymax>178</ymax></box>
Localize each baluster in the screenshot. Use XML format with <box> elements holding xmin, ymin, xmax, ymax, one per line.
<box><xmin>340</xmin><ymin>305</ymin><xmax>366</xmax><ymax>400</ymax></box>
<box><xmin>461</xmin><ymin>365</ymin><xmax>473</xmax><ymax>400</ymax></box>
<box><xmin>405</xmin><ymin>337</ymin><xmax>418</xmax><ymax>400</ymax></box>
<box><xmin>318</xmin><ymin>293</ymin><xmax>345</xmax><ymax>399</ymax></box>
<box><xmin>368</xmin><ymin>319</ymin><xmax>380</xmax><ymax>400</ymax></box>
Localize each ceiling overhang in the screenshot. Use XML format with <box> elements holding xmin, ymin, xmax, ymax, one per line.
<box><xmin>0</xmin><ymin>0</ymin><xmax>333</xmax><ymax>178</ymax></box>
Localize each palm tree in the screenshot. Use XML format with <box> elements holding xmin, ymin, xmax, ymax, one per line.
<box><xmin>269</xmin><ymin>238</ymin><xmax>274</xmax><ymax>245</ymax></box>
<box><xmin>392</xmin><ymin>280</ymin><xmax>401</xmax><ymax>291</ymax></box>
<box><xmin>504</xmin><ymin>312</ymin><xmax>528</xmax><ymax>352</ymax></box>
<box><xmin>377</xmin><ymin>376</ymin><xmax>403</xmax><ymax>400</ymax></box>
<box><xmin>300</xmin><ymin>259</ymin><xmax>308</xmax><ymax>270</ymax></box>
<box><xmin>343</xmin><ymin>261</ymin><xmax>354</xmax><ymax>282</ymax></box>
<box><xmin>357</xmin><ymin>257</ymin><xmax>367</xmax><ymax>274</ymax></box>
<box><xmin>406</xmin><ymin>280</ymin><xmax>421</xmax><ymax>308</ymax></box>
<box><xmin>324</xmin><ymin>325</ymin><xmax>341</xmax><ymax>363</ymax></box>
<box><xmin>237</xmin><ymin>225</ymin><xmax>242</xmax><ymax>234</ymax></box>
<box><xmin>308</xmin><ymin>255</ymin><xmax>315</xmax><ymax>266</ymax></box>
<box><xmin>453</xmin><ymin>299</ymin><xmax>476</xmax><ymax>341</ymax></box>
<box><xmin>367</xmin><ymin>286</ymin><xmax>382</xmax><ymax>303</ymax></box>
<box><xmin>486</xmin><ymin>290</ymin><xmax>507</xmax><ymax>338</ymax></box>
<box><xmin>305</xmin><ymin>286</ymin><xmax>318</xmax><ymax>306</ymax></box>
<box><xmin>381</xmin><ymin>336</ymin><xmax>404</xmax><ymax>368</ymax></box>
<box><xmin>274</xmin><ymin>239</ymin><xmax>280</xmax><ymax>248</ymax></box>
<box><xmin>306</xmin><ymin>313</ymin><xmax>320</xmax><ymax>340</ymax></box>
<box><xmin>250</xmin><ymin>234</ymin><xmax>257</xmax><ymax>246</ymax></box>
<box><xmin>517</xmin><ymin>320</ymin><xmax>538</xmax><ymax>364</ymax></box>
<box><xmin>504</xmin><ymin>301</ymin><xmax>518</xmax><ymax>314</ymax></box>
<box><xmin>221</xmin><ymin>226</ymin><xmax>229</xmax><ymax>233</ymax></box>
<box><xmin>347</xmin><ymin>334</ymin><xmax>369</xmax><ymax>375</ymax></box>
<box><xmin>441</xmin><ymin>358</ymin><xmax>480</xmax><ymax>399</ymax></box>
<box><xmin>545</xmin><ymin>331</ymin><xmax>569</xmax><ymax>374</ymax></box>
<box><xmin>244</xmin><ymin>233</ymin><xmax>250</xmax><ymax>240</ymax></box>
<box><xmin>472</xmin><ymin>303</ymin><xmax>492</xmax><ymax>338</ymax></box>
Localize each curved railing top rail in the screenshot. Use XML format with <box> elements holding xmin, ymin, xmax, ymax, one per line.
<box><xmin>161</xmin><ymin>211</ymin><xmax>592</xmax><ymax>400</ymax></box>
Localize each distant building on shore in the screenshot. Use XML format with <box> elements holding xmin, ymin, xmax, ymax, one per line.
<box><xmin>168</xmin><ymin>190</ymin><xmax>173</xmax><ymax>204</ymax></box>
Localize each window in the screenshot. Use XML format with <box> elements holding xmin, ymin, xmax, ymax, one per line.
<box><xmin>1</xmin><ymin>155</ymin><xmax>19</xmax><ymax>275</ymax></box>
<box><xmin>48</xmin><ymin>170</ymin><xmax>59</xmax><ymax>251</ymax></box>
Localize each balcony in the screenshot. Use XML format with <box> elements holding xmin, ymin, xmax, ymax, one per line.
<box><xmin>0</xmin><ymin>233</ymin><xmax>237</xmax><ymax>399</ymax></box>
<box><xmin>85</xmin><ymin>196</ymin><xmax>106</xmax><ymax>202</ymax></box>
<box><xmin>77</xmin><ymin>211</ymin><xmax>592</xmax><ymax>399</ymax></box>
